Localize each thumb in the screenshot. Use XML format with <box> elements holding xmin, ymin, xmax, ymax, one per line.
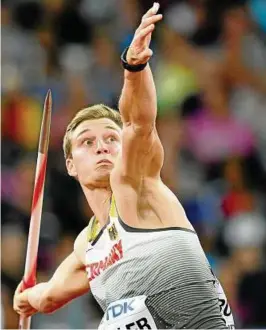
<box><xmin>137</xmin><ymin>48</ymin><xmax>153</xmax><ymax>64</ymax></box>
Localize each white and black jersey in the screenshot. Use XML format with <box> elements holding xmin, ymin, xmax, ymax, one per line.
<box><xmin>85</xmin><ymin>195</ymin><xmax>235</xmax><ymax>329</ymax></box>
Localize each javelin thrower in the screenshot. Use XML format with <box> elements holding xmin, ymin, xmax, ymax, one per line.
<box><xmin>14</xmin><ymin>3</ymin><xmax>234</xmax><ymax>329</ymax></box>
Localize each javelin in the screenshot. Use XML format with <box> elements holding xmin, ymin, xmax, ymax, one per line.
<box><xmin>19</xmin><ymin>90</ymin><xmax>52</xmax><ymax>329</ymax></box>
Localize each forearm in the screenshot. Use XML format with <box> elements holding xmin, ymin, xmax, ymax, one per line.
<box><xmin>27</xmin><ymin>282</ymin><xmax>62</xmax><ymax>313</ymax></box>
<box><xmin>119</xmin><ymin>65</ymin><xmax>157</xmax><ymax>128</ymax></box>
<box><xmin>27</xmin><ymin>282</ymin><xmax>52</xmax><ymax>313</ymax></box>
<box><xmin>35</xmin><ymin>252</ymin><xmax>89</xmax><ymax>313</ymax></box>
<box><xmin>28</xmin><ymin>281</ymin><xmax>80</xmax><ymax>314</ymax></box>
<box><xmin>14</xmin><ymin>251</ymin><xmax>89</xmax><ymax>316</ymax></box>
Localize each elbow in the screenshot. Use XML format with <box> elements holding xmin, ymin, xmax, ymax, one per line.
<box><xmin>132</xmin><ymin>121</ymin><xmax>155</xmax><ymax>136</ymax></box>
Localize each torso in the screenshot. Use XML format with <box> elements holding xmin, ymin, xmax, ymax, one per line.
<box><xmin>84</xmin><ymin>191</ymin><xmax>235</xmax><ymax>329</ymax></box>
<box><xmin>75</xmin><ymin>162</ymin><xmax>234</xmax><ymax>329</ymax></box>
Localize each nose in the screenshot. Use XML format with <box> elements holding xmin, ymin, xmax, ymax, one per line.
<box><xmin>96</xmin><ymin>140</ymin><xmax>109</xmax><ymax>154</ymax></box>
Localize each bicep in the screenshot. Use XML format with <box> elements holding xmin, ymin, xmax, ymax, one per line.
<box><xmin>119</xmin><ymin>124</ymin><xmax>164</xmax><ymax>181</ymax></box>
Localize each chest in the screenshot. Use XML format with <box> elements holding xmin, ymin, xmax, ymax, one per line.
<box><xmin>86</xmin><ymin>222</ymin><xmax>124</xmax><ymax>282</ymax></box>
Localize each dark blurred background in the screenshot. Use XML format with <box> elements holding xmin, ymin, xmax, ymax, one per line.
<box><xmin>1</xmin><ymin>0</ymin><xmax>266</xmax><ymax>328</ymax></box>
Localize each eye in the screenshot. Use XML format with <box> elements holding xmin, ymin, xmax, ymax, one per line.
<box><xmin>107</xmin><ymin>136</ymin><xmax>117</xmax><ymax>143</ymax></box>
<box><xmin>83</xmin><ymin>139</ymin><xmax>93</xmax><ymax>146</ymax></box>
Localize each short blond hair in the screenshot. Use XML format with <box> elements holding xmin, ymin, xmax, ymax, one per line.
<box><xmin>63</xmin><ymin>104</ymin><xmax>122</xmax><ymax>159</ymax></box>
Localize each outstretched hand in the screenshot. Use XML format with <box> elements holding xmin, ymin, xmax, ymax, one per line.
<box><xmin>127</xmin><ymin>2</ymin><xmax>163</xmax><ymax>66</ymax></box>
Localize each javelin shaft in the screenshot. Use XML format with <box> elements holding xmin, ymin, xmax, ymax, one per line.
<box><xmin>19</xmin><ymin>90</ymin><xmax>52</xmax><ymax>329</ymax></box>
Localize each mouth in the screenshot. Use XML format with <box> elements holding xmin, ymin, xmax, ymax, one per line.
<box><xmin>97</xmin><ymin>159</ymin><xmax>113</xmax><ymax>165</ymax></box>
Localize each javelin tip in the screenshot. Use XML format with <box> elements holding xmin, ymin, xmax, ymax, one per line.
<box><xmin>39</xmin><ymin>89</ymin><xmax>52</xmax><ymax>154</ymax></box>
<box><xmin>44</xmin><ymin>89</ymin><xmax>52</xmax><ymax>111</ymax></box>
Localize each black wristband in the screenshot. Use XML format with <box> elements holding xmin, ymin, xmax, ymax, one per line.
<box><xmin>120</xmin><ymin>47</ymin><xmax>148</xmax><ymax>72</ymax></box>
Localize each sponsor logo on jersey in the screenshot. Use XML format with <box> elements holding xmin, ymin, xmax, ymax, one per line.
<box><xmin>106</xmin><ymin>299</ymin><xmax>135</xmax><ymax>320</ymax></box>
<box><xmin>86</xmin><ymin>239</ymin><xmax>123</xmax><ymax>281</ymax></box>
<box><xmin>99</xmin><ymin>296</ymin><xmax>157</xmax><ymax>330</ymax></box>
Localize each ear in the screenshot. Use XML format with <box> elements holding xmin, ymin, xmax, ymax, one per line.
<box><xmin>66</xmin><ymin>158</ymin><xmax>78</xmax><ymax>177</ymax></box>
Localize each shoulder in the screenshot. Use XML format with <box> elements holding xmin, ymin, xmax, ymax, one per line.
<box><xmin>74</xmin><ymin>226</ymin><xmax>89</xmax><ymax>265</ymax></box>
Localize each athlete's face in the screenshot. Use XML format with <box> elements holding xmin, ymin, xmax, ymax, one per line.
<box><xmin>66</xmin><ymin>118</ymin><xmax>122</xmax><ymax>187</ymax></box>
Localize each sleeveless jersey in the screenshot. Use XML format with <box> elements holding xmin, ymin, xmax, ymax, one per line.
<box><xmin>85</xmin><ymin>195</ymin><xmax>235</xmax><ymax>329</ymax></box>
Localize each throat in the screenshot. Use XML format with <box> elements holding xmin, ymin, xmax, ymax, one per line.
<box><xmin>95</xmin><ymin>207</ymin><xmax>110</xmax><ymax>228</ymax></box>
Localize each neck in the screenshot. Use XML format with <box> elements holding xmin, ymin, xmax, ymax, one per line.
<box><xmin>82</xmin><ymin>185</ymin><xmax>112</xmax><ymax>227</ymax></box>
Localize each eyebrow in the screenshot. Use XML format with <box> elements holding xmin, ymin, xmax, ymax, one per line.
<box><xmin>76</xmin><ymin>128</ymin><xmax>91</xmax><ymax>139</ymax></box>
<box><xmin>104</xmin><ymin>125</ymin><xmax>120</xmax><ymax>132</ymax></box>
<box><xmin>76</xmin><ymin>126</ymin><xmax>120</xmax><ymax>139</ymax></box>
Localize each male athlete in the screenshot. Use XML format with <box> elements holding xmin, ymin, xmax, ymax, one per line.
<box><xmin>14</xmin><ymin>3</ymin><xmax>234</xmax><ymax>329</ymax></box>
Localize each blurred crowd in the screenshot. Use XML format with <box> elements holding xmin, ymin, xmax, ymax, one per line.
<box><xmin>1</xmin><ymin>0</ymin><xmax>266</xmax><ymax>328</ymax></box>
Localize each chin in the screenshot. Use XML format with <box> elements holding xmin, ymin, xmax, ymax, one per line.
<box><xmin>82</xmin><ymin>167</ymin><xmax>113</xmax><ymax>187</ymax></box>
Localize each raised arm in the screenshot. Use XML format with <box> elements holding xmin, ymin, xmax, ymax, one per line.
<box><xmin>117</xmin><ymin>3</ymin><xmax>164</xmax><ymax>181</ymax></box>
<box><xmin>13</xmin><ymin>228</ymin><xmax>89</xmax><ymax>317</ymax></box>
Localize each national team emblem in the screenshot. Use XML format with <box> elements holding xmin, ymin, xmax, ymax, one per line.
<box><xmin>108</xmin><ymin>223</ymin><xmax>118</xmax><ymax>241</ymax></box>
